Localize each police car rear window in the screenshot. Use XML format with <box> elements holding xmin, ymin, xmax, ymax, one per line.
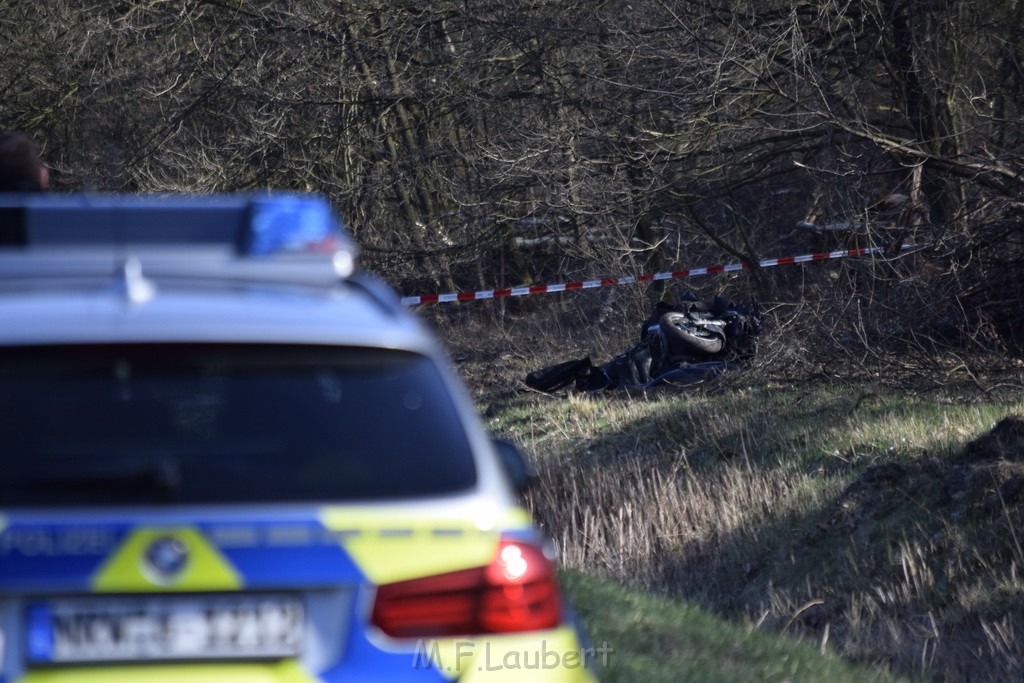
<box><xmin>0</xmin><ymin>345</ymin><xmax>477</xmax><ymax>506</ymax></box>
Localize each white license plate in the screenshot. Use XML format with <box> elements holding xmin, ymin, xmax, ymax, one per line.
<box><xmin>26</xmin><ymin>594</ymin><xmax>304</xmax><ymax>663</ymax></box>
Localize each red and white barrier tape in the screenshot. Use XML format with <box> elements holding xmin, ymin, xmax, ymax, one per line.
<box><xmin>400</xmin><ymin>244</ymin><xmax>912</xmax><ymax>306</ymax></box>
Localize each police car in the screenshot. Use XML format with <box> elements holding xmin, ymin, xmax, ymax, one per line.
<box><xmin>0</xmin><ymin>194</ymin><xmax>597</xmax><ymax>682</ymax></box>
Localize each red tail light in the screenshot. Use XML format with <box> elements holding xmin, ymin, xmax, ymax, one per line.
<box><xmin>371</xmin><ymin>539</ymin><xmax>563</xmax><ymax>638</ymax></box>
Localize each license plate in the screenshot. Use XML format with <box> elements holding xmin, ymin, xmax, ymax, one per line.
<box><xmin>26</xmin><ymin>594</ymin><xmax>304</xmax><ymax>663</ymax></box>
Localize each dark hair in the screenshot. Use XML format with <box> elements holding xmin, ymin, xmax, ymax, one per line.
<box><xmin>0</xmin><ymin>132</ymin><xmax>46</xmax><ymax>191</ymax></box>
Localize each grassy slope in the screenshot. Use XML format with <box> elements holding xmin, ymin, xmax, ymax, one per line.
<box><xmin>560</xmin><ymin>570</ymin><xmax>898</xmax><ymax>683</ymax></box>
<box><xmin>478</xmin><ymin>373</ymin><xmax>1024</xmax><ymax>681</ymax></box>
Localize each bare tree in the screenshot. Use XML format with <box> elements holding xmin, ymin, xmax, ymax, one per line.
<box><xmin>2</xmin><ymin>0</ymin><xmax>1021</xmax><ymax>349</ymax></box>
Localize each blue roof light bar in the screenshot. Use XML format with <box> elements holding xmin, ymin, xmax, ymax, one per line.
<box><xmin>0</xmin><ymin>192</ymin><xmax>358</xmax><ymax>283</ymax></box>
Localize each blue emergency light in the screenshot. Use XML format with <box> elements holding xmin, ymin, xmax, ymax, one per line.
<box><xmin>0</xmin><ymin>193</ymin><xmax>358</xmax><ymax>283</ymax></box>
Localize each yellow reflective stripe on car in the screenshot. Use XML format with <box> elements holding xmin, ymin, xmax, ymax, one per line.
<box><xmin>16</xmin><ymin>659</ymin><xmax>318</xmax><ymax>683</ymax></box>
<box><xmin>420</xmin><ymin>626</ymin><xmax>601</xmax><ymax>682</ymax></box>
<box><xmin>328</xmin><ymin>520</ymin><xmax>498</xmax><ymax>586</ymax></box>
<box><xmin>320</xmin><ymin>506</ymin><xmax>533</xmax><ymax>585</ymax></box>
<box><xmin>91</xmin><ymin>527</ymin><xmax>242</xmax><ymax>593</ymax></box>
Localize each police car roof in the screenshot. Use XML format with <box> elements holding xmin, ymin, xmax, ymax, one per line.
<box><xmin>0</xmin><ymin>193</ymin><xmax>427</xmax><ymax>350</ymax></box>
<box><xmin>0</xmin><ymin>277</ymin><xmax>427</xmax><ymax>349</ymax></box>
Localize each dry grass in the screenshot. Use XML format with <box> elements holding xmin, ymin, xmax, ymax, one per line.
<box><xmin>490</xmin><ymin>379</ymin><xmax>1024</xmax><ymax>681</ymax></box>
<box><xmin>422</xmin><ymin>290</ymin><xmax>1024</xmax><ymax>680</ymax></box>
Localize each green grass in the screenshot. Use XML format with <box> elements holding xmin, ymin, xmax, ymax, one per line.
<box><xmin>481</xmin><ymin>376</ymin><xmax>1024</xmax><ymax>681</ymax></box>
<box><xmin>488</xmin><ymin>380</ymin><xmax>1024</xmax><ymax>472</ymax></box>
<box><xmin>561</xmin><ymin>570</ymin><xmax>902</xmax><ymax>682</ymax></box>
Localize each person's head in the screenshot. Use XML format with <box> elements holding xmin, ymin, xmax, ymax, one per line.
<box><xmin>0</xmin><ymin>131</ymin><xmax>48</xmax><ymax>192</ymax></box>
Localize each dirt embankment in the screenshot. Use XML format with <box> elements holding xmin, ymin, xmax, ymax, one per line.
<box><xmin>793</xmin><ymin>416</ymin><xmax>1024</xmax><ymax>680</ymax></box>
<box><xmin>811</xmin><ymin>416</ymin><xmax>1024</xmax><ymax>540</ymax></box>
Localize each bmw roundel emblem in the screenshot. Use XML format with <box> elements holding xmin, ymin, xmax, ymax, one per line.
<box><xmin>144</xmin><ymin>536</ymin><xmax>189</xmax><ymax>579</ymax></box>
